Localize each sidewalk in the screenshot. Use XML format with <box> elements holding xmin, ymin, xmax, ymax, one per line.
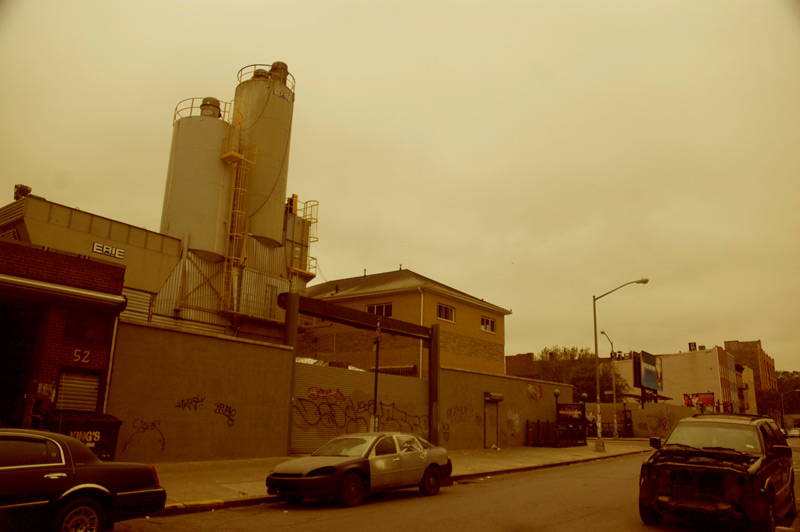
<box><xmin>154</xmin><ymin>438</ymin><xmax>653</xmax><ymax>515</ymax></box>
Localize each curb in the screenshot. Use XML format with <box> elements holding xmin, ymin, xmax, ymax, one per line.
<box><xmin>157</xmin><ymin>495</ymin><xmax>280</xmax><ymax>517</ymax></box>
<box><xmin>152</xmin><ymin>448</ymin><xmax>651</xmax><ymax>516</ymax></box>
<box><xmin>450</xmin><ymin>449</ymin><xmax>650</xmax><ymax>482</ymax></box>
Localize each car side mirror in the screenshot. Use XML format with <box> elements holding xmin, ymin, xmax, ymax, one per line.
<box><xmin>649</xmin><ymin>437</ymin><xmax>662</xmax><ymax>450</ymax></box>
<box><xmin>769</xmin><ymin>445</ymin><xmax>792</xmax><ymax>459</ymax></box>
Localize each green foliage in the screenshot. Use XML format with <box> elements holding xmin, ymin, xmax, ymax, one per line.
<box><xmin>756</xmin><ymin>371</ymin><xmax>800</xmax><ymax>416</ymax></box>
<box><xmin>533</xmin><ymin>345</ymin><xmax>630</xmax><ymax>403</ymax></box>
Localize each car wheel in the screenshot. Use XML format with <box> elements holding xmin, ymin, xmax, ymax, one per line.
<box><xmin>419</xmin><ymin>466</ymin><xmax>441</xmax><ymax>496</ymax></box>
<box><xmin>754</xmin><ymin>497</ymin><xmax>775</xmax><ymax>532</ymax></box>
<box><xmin>339</xmin><ymin>472</ymin><xmax>365</xmax><ymax>507</ymax></box>
<box><xmin>785</xmin><ymin>482</ymin><xmax>796</xmax><ymax>520</ymax></box>
<box><xmin>638</xmin><ymin>503</ymin><xmax>663</xmax><ymax>525</ymax></box>
<box><xmin>54</xmin><ymin>497</ymin><xmax>106</xmax><ymax>532</ymax></box>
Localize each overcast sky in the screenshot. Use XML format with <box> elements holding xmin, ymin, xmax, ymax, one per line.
<box><xmin>2</xmin><ymin>1</ymin><xmax>799</xmax><ymax>370</ymax></box>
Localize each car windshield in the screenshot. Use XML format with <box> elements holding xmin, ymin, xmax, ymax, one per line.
<box><xmin>665</xmin><ymin>423</ymin><xmax>762</xmax><ymax>455</ymax></box>
<box><xmin>312</xmin><ymin>436</ymin><xmax>376</xmax><ymax>457</ymax></box>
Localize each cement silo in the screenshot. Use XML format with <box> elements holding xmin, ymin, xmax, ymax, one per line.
<box><xmin>233</xmin><ymin>63</ymin><xmax>295</xmax><ymax>247</ymax></box>
<box><xmin>160</xmin><ymin>97</ymin><xmax>232</xmax><ymax>261</ymax></box>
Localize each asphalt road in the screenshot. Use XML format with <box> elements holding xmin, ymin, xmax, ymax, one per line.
<box><xmin>114</xmin><ymin>446</ymin><xmax>799</xmax><ymax>532</ymax></box>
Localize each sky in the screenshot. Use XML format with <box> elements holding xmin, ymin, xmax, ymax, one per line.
<box><xmin>1</xmin><ymin>1</ymin><xmax>799</xmax><ymax>370</ymax></box>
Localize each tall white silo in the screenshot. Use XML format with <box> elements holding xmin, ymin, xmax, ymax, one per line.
<box><xmin>160</xmin><ymin>97</ymin><xmax>232</xmax><ymax>261</ymax></box>
<box><xmin>233</xmin><ymin>62</ymin><xmax>295</xmax><ymax>247</ymax></box>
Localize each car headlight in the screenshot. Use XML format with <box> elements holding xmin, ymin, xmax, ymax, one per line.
<box><xmin>308</xmin><ymin>466</ymin><xmax>337</xmax><ymax>476</ymax></box>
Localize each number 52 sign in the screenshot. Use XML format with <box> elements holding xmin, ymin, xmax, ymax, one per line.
<box><xmin>73</xmin><ymin>349</ymin><xmax>90</xmax><ymax>363</ymax></box>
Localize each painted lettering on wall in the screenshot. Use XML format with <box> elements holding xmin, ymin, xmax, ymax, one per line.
<box><xmin>72</xmin><ymin>349</ymin><xmax>90</xmax><ymax>363</ymax></box>
<box><xmin>70</xmin><ymin>430</ymin><xmax>101</xmax><ymax>444</ymax></box>
<box><xmin>215</xmin><ymin>402</ymin><xmax>237</xmax><ymax>427</ymax></box>
<box><xmin>92</xmin><ymin>242</ymin><xmax>125</xmax><ymax>260</ymax></box>
<box><xmin>175</xmin><ymin>395</ymin><xmax>205</xmax><ymax>411</ymax></box>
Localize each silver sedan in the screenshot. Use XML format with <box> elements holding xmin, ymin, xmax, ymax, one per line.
<box><xmin>266</xmin><ymin>432</ymin><xmax>452</xmax><ymax>506</ymax></box>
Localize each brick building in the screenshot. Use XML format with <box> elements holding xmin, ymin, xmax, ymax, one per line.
<box><xmin>0</xmin><ymin>238</ymin><xmax>126</xmax><ymax>428</ymax></box>
<box><xmin>724</xmin><ymin>339</ymin><xmax>777</xmax><ymax>391</ymax></box>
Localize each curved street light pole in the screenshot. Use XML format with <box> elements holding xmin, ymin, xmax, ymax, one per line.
<box><xmin>593</xmin><ymin>278</ymin><xmax>648</xmax><ymax>452</ymax></box>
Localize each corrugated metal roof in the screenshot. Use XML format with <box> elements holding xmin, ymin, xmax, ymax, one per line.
<box><xmin>305</xmin><ymin>269</ymin><xmax>510</xmax><ymax>315</ymax></box>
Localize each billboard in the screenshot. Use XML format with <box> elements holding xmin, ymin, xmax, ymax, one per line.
<box><xmin>632</xmin><ymin>351</ymin><xmax>663</xmax><ymax>391</ymax></box>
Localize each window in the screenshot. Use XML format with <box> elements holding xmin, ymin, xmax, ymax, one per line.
<box><xmin>437</xmin><ymin>304</ymin><xmax>455</xmax><ymax>322</ymax></box>
<box><xmin>481</xmin><ymin>317</ymin><xmax>496</xmax><ymax>333</ymax></box>
<box><xmin>396</xmin><ymin>434</ymin><xmax>422</xmax><ymax>452</ymax></box>
<box><xmin>0</xmin><ymin>436</ymin><xmax>63</xmax><ymax>468</ymax></box>
<box><xmin>366</xmin><ymin>303</ymin><xmax>392</xmax><ymax>317</ymax></box>
<box><xmin>374</xmin><ymin>436</ymin><xmax>398</xmax><ymax>456</ymax></box>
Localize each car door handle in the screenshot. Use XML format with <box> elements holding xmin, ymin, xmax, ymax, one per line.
<box><xmin>393</xmin><ymin>457</ymin><xmax>401</xmax><ymax>462</ymax></box>
<box><xmin>44</xmin><ymin>473</ymin><xmax>67</xmax><ymax>479</ymax></box>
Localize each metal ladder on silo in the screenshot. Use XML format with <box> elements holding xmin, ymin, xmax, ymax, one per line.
<box><xmin>220</xmin><ymin>120</ymin><xmax>256</xmax><ymax>313</ymax></box>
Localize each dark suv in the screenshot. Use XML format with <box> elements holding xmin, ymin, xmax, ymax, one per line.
<box><xmin>639</xmin><ymin>414</ymin><xmax>795</xmax><ymax>532</ymax></box>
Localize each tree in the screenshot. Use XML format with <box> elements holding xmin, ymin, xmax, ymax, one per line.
<box><xmin>533</xmin><ymin>345</ymin><xmax>630</xmax><ymax>402</ymax></box>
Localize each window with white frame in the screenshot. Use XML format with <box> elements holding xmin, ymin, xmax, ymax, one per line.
<box><xmin>437</xmin><ymin>303</ymin><xmax>455</xmax><ymax>322</ymax></box>
<box><xmin>366</xmin><ymin>303</ymin><xmax>393</xmax><ymax>317</ymax></box>
<box><xmin>481</xmin><ymin>316</ymin><xmax>496</xmax><ymax>333</ymax></box>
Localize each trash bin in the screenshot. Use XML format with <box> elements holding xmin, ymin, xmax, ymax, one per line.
<box><xmin>43</xmin><ymin>412</ymin><xmax>122</xmax><ymax>460</ymax></box>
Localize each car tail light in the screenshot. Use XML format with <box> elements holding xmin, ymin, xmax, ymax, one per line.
<box><xmin>149</xmin><ymin>465</ymin><xmax>160</xmax><ymax>484</ymax></box>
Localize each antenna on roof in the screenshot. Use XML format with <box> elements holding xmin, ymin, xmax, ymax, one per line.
<box><xmin>399</xmin><ymin>264</ymin><xmax>402</xmax><ymax>270</ymax></box>
<box><xmin>363</xmin><ymin>269</ymin><xmax>367</xmax><ymax>278</ymax></box>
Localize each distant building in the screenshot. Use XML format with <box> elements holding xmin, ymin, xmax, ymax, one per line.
<box><xmin>724</xmin><ymin>340</ymin><xmax>777</xmax><ymax>392</ymax></box>
<box><xmin>736</xmin><ymin>364</ymin><xmax>758</xmax><ymax>415</ymax></box>
<box><xmin>505</xmin><ymin>352</ymin><xmax>544</xmax><ymax>380</ymax></box>
<box><xmin>301</xmin><ymin>269</ymin><xmax>511</xmax><ymax>376</ymax></box>
<box><xmin>617</xmin><ymin>347</ymin><xmax>741</xmax><ymax>413</ymax></box>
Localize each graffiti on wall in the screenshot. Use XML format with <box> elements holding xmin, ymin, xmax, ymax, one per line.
<box><xmin>638</xmin><ymin>412</ymin><xmax>679</xmax><ymax>438</ymax></box>
<box><xmin>175</xmin><ymin>395</ymin><xmax>205</xmax><ymax>411</ymax></box>
<box><xmin>446</xmin><ymin>403</ymin><xmax>473</xmax><ymax>424</ymax></box>
<box><xmin>122</xmin><ymin>417</ymin><xmax>166</xmax><ymax>452</ymax></box>
<box><xmin>293</xmin><ymin>387</ymin><xmax>428</xmax><ymax>437</ymax></box>
<box><xmin>440</xmin><ymin>403</ymin><xmax>483</xmax><ymax>442</ymax></box>
<box><xmin>526</xmin><ymin>384</ymin><xmax>544</xmax><ymax>402</ymax></box>
<box><xmin>215</xmin><ymin>402</ymin><xmax>237</xmax><ymax>427</ymax></box>
<box><xmin>173</xmin><ymin>394</ymin><xmax>236</xmax><ymax>427</ymax></box>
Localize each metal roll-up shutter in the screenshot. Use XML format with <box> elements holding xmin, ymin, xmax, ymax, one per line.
<box><xmin>56</xmin><ymin>372</ymin><xmax>100</xmax><ymax>412</ymax></box>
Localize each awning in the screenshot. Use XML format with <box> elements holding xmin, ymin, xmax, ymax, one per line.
<box><xmin>0</xmin><ymin>273</ymin><xmax>127</xmax><ymax>311</ymax></box>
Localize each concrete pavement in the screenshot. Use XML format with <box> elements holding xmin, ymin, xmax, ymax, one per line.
<box><xmin>153</xmin><ymin>438</ymin><xmax>653</xmax><ymax>515</ymax></box>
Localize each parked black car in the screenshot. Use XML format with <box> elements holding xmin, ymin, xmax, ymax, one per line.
<box><xmin>639</xmin><ymin>414</ymin><xmax>795</xmax><ymax>532</ymax></box>
<box><xmin>0</xmin><ymin>428</ymin><xmax>166</xmax><ymax>532</ymax></box>
<box><xmin>267</xmin><ymin>432</ymin><xmax>452</xmax><ymax>506</ymax></box>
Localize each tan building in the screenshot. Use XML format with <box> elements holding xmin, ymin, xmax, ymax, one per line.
<box><xmin>300</xmin><ymin>269</ymin><xmax>511</xmax><ymax>376</ymax></box>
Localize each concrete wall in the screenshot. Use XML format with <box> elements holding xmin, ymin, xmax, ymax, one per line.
<box><xmin>592</xmin><ymin>402</ymin><xmax>694</xmax><ymax>439</ymax></box>
<box><xmin>438</xmin><ymin>367</ymin><xmax>571</xmax><ymax>449</ymax></box>
<box><xmin>107</xmin><ymin>322</ymin><xmax>294</xmax><ymax>462</ymax></box>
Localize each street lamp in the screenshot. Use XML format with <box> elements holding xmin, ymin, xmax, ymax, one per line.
<box><xmin>600</xmin><ymin>330</ymin><xmax>618</xmax><ymax>439</ymax></box>
<box><xmin>593</xmin><ymin>278</ymin><xmax>648</xmax><ymax>452</ymax></box>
